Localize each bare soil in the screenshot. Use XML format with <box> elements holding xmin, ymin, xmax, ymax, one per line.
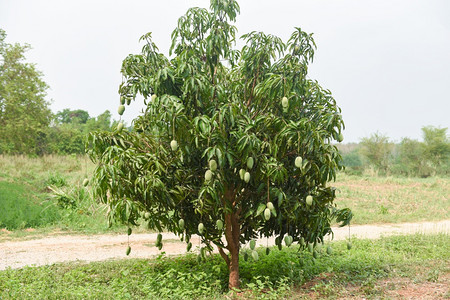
<box><xmin>1</xmin><ymin>220</ymin><xmax>449</xmax><ymax>271</ymax></box>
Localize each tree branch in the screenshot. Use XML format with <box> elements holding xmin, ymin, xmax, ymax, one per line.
<box><xmin>218</xmin><ymin>246</ymin><xmax>230</xmax><ymax>268</ymax></box>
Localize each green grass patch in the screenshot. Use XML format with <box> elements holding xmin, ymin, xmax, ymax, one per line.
<box><xmin>1</xmin><ymin>234</ymin><xmax>448</xmax><ymax>299</ymax></box>
<box><xmin>0</xmin><ymin>181</ymin><xmax>60</xmax><ymax>229</ymax></box>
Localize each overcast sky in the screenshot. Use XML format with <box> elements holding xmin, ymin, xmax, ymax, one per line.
<box><xmin>1</xmin><ymin>0</ymin><xmax>449</xmax><ymax>143</ymax></box>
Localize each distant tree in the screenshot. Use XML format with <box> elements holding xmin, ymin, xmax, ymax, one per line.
<box><xmin>342</xmin><ymin>148</ymin><xmax>364</xmax><ymax>174</ymax></box>
<box><xmin>0</xmin><ymin>29</ymin><xmax>52</xmax><ymax>154</ymax></box>
<box><xmin>55</xmin><ymin>109</ymin><xmax>90</xmax><ymax>124</ymax></box>
<box><xmin>395</xmin><ymin>138</ymin><xmax>429</xmax><ymax>177</ymax></box>
<box><xmin>87</xmin><ymin>0</ymin><xmax>351</xmax><ymax>289</ymax></box>
<box><xmin>85</xmin><ymin>110</ymin><xmax>114</xmax><ymax>133</ymax></box>
<box><xmin>46</xmin><ymin>124</ymin><xmax>85</xmax><ymax>154</ymax></box>
<box><xmin>421</xmin><ymin>126</ymin><xmax>449</xmax><ymax>175</ymax></box>
<box><xmin>360</xmin><ymin>132</ymin><xmax>393</xmax><ymax>174</ymax></box>
<box><xmin>47</xmin><ymin>109</ymin><xmax>116</xmax><ymax>154</ymax></box>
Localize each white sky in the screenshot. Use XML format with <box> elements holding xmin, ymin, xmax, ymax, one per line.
<box><xmin>1</xmin><ymin>0</ymin><xmax>449</xmax><ymax>143</ymax></box>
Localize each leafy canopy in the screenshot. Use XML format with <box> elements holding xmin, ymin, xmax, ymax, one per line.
<box><xmin>88</xmin><ymin>0</ymin><xmax>351</xmax><ymax>251</ymax></box>
<box><xmin>0</xmin><ymin>29</ymin><xmax>52</xmax><ymax>154</ymax></box>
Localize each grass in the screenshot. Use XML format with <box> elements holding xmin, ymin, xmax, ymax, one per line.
<box><xmin>0</xmin><ymin>234</ymin><xmax>448</xmax><ymax>299</ymax></box>
<box><xmin>0</xmin><ymin>155</ymin><xmax>122</xmax><ymax>235</ymax></box>
<box><xmin>333</xmin><ymin>173</ymin><xmax>450</xmax><ymax>224</ymax></box>
<box><xmin>0</xmin><ymin>181</ymin><xmax>60</xmax><ymax>229</ymax></box>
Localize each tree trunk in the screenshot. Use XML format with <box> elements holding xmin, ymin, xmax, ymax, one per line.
<box><xmin>218</xmin><ymin>243</ymin><xmax>240</xmax><ymax>290</ymax></box>
<box><xmin>222</xmin><ymin>187</ymin><xmax>241</xmax><ymax>290</ymax></box>
<box><xmin>228</xmin><ymin>245</ymin><xmax>240</xmax><ymax>289</ymax></box>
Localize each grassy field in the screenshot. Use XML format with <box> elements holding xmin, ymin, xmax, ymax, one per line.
<box><xmin>334</xmin><ymin>174</ymin><xmax>450</xmax><ymax>224</ymax></box>
<box><xmin>0</xmin><ymin>234</ymin><xmax>448</xmax><ymax>299</ymax></box>
<box><xmin>0</xmin><ymin>155</ymin><xmax>449</xmax><ymax>236</ymax></box>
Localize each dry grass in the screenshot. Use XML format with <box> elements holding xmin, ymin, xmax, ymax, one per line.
<box><xmin>333</xmin><ymin>174</ymin><xmax>450</xmax><ymax>224</ymax></box>
<box><xmin>0</xmin><ymin>154</ymin><xmax>94</xmax><ymax>185</ymax></box>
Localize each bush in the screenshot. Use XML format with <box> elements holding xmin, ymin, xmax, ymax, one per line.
<box><xmin>360</xmin><ymin>132</ymin><xmax>394</xmax><ymax>175</ymax></box>
<box><xmin>341</xmin><ymin>148</ymin><xmax>364</xmax><ymax>175</ymax></box>
<box><xmin>422</xmin><ymin>126</ymin><xmax>450</xmax><ymax>175</ymax></box>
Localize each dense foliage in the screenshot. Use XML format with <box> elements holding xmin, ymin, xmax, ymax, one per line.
<box><xmin>46</xmin><ymin>109</ymin><xmax>117</xmax><ymax>154</ymax></box>
<box><xmin>87</xmin><ymin>0</ymin><xmax>351</xmax><ymax>288</ymax></box>
<box><xmin>0</xmin><ymin>29</ymin><xmax>52</xmax><ymax>154</ymax></box>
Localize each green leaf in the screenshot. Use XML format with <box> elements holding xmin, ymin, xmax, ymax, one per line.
<box><xmin>255</xmin><ymin>203</ymin><xmax>266</xmax><ymax>217</ymax></box>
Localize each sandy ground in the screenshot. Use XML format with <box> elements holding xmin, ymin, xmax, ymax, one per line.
<box><xmin>1</xmin><ymin>220</ymin><xmax>449</xmax><ymax>270</ymax></box>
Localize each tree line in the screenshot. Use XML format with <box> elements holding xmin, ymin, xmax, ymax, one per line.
<box><xmin>340</xmin><ymin>127</ymin><xmax>450</xmax><ymax>177</ymax></box>
<box><xmin>0</xmin><ymin>29</ymin><xmax>117</xmax><ymax>155</ymax></box>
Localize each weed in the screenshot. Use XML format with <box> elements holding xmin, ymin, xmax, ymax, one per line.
<box><xmin>426</xmin><ymin>269</ymin><xmax>440</xmax><ymax>282</ymax></box>
<box><xmin>45</xmin><ymin>172</ymin><xmax>67</xmax><ymax>188</ymax></box>
<box><xmin>378</xmin><ymin>205</ymin><xmax>389</xmax><ymax>215</ymax></box>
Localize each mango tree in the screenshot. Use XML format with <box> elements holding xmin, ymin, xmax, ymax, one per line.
<box><xmin>87</xmin><ymin>0</ymin><xmax>352</xmax><ymax>289</ymax></box>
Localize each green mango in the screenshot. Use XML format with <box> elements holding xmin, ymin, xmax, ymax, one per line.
<box><xmin>209</xmin><ymin>159</ymin><xmax>217</xmax><ymax>171</ymax></box>
<box><xmin>178</xmin><ymin>218</ymin><xmax>185</xmax><ymax>230</ymax></box>
<box><xmin>170</xmin><ymin>140</ymin><xmax>178</xmax><ymax>151</ymax></box>
<box><xmin>239</xmin><ymin>169</ymin><xmax>246</xmax><ymax>180</ymax></box>
<box><xmin>246</xmin><ymin>157</ymin><xmax>254</xmax><ymax>169</ymax></box>
<box><xmin>281</xmin><ymin>97</ymin><xmax>289</xmax><ymax>108</ymax></box>
<box><xmin>118</xmin><ymin>105</ymin><xmax>125</xmax><ymax>115</ymax></box>
<box><xmin>244</xmin><ymin>172</ymin><xmax>250</xmax><ymax>183</ymax></box>
<box><xmin>249</xmin><ymin>240</ymin><xmax>256</xmax><ymax>250</ymax></box>
<box><xmin>205</xmin><ymin>170</ymin><xmax>212</xmax><ymax>181</ymax></box>
<box><xmin>295</xmin><ymin>156</ymin><xmax>303</xmax><ymax>168</ymax></box>
<box><xmin>251</xmin><ymin>250</ymin><xmax>259</xmax><ymax>261</ymax></box>
<box><xmin>216</xmin><ymin>219</ymin><xmax>223</xmax><ymax>230</ymax></box>
<box><xmin>198</xmin><ymin>223</ymin><xmax>205</xmax><ymax>234</ymax></box>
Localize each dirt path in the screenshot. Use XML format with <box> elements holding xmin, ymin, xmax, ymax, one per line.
<box><xmin>1</xmin><ymin>220</ymin><xmax>449</xmax><ymax>271</ymax></box>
